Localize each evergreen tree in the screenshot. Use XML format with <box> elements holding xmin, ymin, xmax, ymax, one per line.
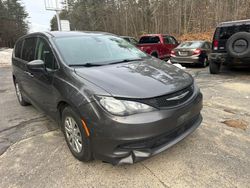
<box><xmin>0</xmin><ymin>0</ymin><xmax>28</xmax><ymax>47</ymax></box>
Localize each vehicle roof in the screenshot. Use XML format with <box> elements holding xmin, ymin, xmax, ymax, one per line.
<box><xmin>24</xmin><ymin>31</ymin><xmax>116</xmax><ymax>38</ymax></box>
<box><xmin>140</xmin><ymin>34</ymin><xmax>171</xmax><ymax>37</ymax></box>
<box><xmin>120</xmin><ymin>36</ymin><xmax>134</xmax><ymax>38</ymax></box>
<box><xmin>218</xmin><ymin>19</ymin><xmax>250</xmax><ymax>27</ymax></box>
<box><xmin>181</xmin><ymin>40</ymin><xmax>207</xmax><ymax>43</ymax></box>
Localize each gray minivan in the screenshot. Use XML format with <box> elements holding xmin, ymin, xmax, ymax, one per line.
<box><xmin>12</xmin><ymin>31</ymin><xmax>203</xmax><ymax>165</ymax></box>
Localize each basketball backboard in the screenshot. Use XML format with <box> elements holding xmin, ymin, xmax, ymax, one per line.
<box><xmin>44</xmin><ymin>0</ymin><xmax>63</xmax><ymax>11</ymax></box>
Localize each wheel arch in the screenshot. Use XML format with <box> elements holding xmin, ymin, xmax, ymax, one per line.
<box><xmin>57</xmin><ymin>101</ymin><xmax>69</xmax><ymax>121</ymax></box>
<box><xmin>56</xmin><ymin>100</ymin><xmax>84</xmax><ymax>128</ymax></box>
<box><xmin>151</xmin><ymin>51</ymin><xmax>159</xmax><ymax>58</ymax></box>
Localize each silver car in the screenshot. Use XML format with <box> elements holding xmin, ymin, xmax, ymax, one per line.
<box><xmin>170</xmin><ymin>41</ymin><xmax>212</xmax><ymax>67</ymax></box>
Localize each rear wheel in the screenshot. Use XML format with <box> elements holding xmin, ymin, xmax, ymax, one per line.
<box><xmin>209</xmin><ymin>60</ymin><xmax>221</xmax><ymax>74</ymax></box>
<box><xmin>14</xmin><ymin>81</ymin><xmax>30</xmax><ymax>106</ymax></box>
<box><xmin>62</xmin><ymin>107</ymin><xmax>92</xmax><ymax>162</ymax></box>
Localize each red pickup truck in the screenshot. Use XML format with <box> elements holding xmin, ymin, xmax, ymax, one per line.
<box><xmin>137</xmin><ymin>34</ymin><xmax>179</xmax><ymax>60</ymax></box>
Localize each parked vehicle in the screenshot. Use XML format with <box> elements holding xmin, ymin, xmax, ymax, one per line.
<box><xmin>121</xmin><ymin>36</ymin><xmax>138</xmax><ymax>45</ymax></box>
<box><xmin>12</xmin><ymin>31</ymin><xmax>203</xmax><ymax>165</ymax></box>
<box><xmin>170</xmin><ymin>41</ymin><xmax>212</xmax><ymax>67</ymax></box>
<box><xmin>210</xmin><ymin>19</ymin><xmax>250</xmax><ymax>74</ymax></box>
<box><xmin>137</xmin><ymin>34</ymin><xmax>179</xmax><ymax>59</ymax></box>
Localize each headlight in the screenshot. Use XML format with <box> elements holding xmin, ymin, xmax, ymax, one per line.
<box><xmin>98</xmin><ymin>96</ymin><xmax>155</xmax><ymax>116</ymax></box>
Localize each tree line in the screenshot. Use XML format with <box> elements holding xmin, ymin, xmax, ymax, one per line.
<box><xmin>51</xmin><ymin>0</ymin><xmax>250</xmax><ymax>39</ymax></box>
<box><xmin>0</xmin><ymin>0</ymin><xmax>28</xmax><ymax>47</ymax></box>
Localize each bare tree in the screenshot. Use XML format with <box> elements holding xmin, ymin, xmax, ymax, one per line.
<box><xmin>50</xmin><ymin>0</ymin><xmax>250</xmax><ymax>39</ymax></box>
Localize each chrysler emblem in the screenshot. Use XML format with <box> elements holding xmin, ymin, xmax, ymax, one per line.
<box><xmin>166</xmin><ymin>91</ymin><xmax>189</xmax><ymax>101</ymax></box>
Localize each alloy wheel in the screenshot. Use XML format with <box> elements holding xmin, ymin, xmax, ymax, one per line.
<box><xmin>64</xmin><ymin>116</ymin><xmax>83</xmax><ymax>153</ymax></box>
<box><xmin>15</xmin><ymin>83</ymin><xmax>23</xmax><ymax>102</ymax></box>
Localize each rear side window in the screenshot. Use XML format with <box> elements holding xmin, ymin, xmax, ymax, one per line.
<box><xmin>201</xmin><ymin>42</ymin><xmax>211</xmax><ymax>49</ymax></box>
<box><xmin>35</xmin><ymin>38</ymin><xmax>57</xmax><ymax>70</ymax></box>
<box><xmin>130</xmin><ymin>38</ymin><xmax>138</xmax><ymax>45</ymax></box>
<box><xmin>22</xmin><ymin>37</ymin><xmax>37</xmax><ymax>62</ymax></box>
<box><xmin>204</xmin><ymin>42</ymin><xmax>211</xmax><ymax>49</ymax></box>
<box><xmin>139</xmin><ymin>36</ymin><xmax>160</xmax><ymax>44</ymax></box>
<box><xmin>122</xmin><ymin>37</ymin><xmax>130</xmax><ymax>42</ymax></box>
<box><xmin>14</xmin><ymin>40</ymin><xmax>23</xmax><ymax>58</ymax></box>
<box><xmin>163</xmin><ymin>36</ymin><xmax>178</xmax><ymax>45</ymax></box>
<box><xmin>218</xmin><ymin>24</ymin><xmax>250</xmax><ymax>40</ymax></box>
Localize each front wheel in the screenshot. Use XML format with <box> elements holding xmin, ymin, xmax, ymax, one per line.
<box><xmin>14</xmin><ymin>81</ymin><xmax>30</xmax><ymax>106</ymax></box>
<box><xmin>209</xmin><ymin>60</ymin><xmax>221</xmax><ymax>74</ymax></box>
<box><xmin>62</xmin><ymin>107</ymin><xmax>92</xmax><ymax>162</ymax></box>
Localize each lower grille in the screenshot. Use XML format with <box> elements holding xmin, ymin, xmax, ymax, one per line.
<box><xmin>118</xmin><ymin>115</ymin><xmax>199</xmax><ymax>150</ymax></box>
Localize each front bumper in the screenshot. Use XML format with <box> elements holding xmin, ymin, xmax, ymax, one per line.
<box><xmin>170</xmin><ymin>55</ymin><xmax>200</xmax><ymax>64</ymax></box>
<box><xmin>84</xmin><ymin>92</ymin><xmax>203</xmax><ymax>165</ymax></box>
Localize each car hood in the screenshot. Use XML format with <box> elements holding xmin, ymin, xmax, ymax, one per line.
<box><xmin>75</xmin><ymin>58</ymin><xmax>193</xmax><ymax>98</ymax></box>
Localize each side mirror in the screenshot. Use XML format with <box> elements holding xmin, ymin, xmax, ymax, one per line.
<box><xmin>27</xmin><ymin>60</ymin><xmax>45</xmax><ymax>72</ymax></box>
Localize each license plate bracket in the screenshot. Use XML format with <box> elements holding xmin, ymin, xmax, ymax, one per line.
<box><xmin>179</xmin><ymin>52</ymin><xmax>188</xmax><ymax>56</ymax></box>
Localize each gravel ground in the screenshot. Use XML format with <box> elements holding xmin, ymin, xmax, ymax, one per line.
<box><xmin>0</xmin><ymin>49</ymin><xmax>249</xmax><ymax>188</ymax></box>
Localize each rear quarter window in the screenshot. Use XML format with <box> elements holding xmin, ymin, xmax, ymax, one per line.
<box><xmin>164</xmin><ymin>36</ymin><xmax>178</xmax><ymax>45</ymax></box>
<box><xmin>203</xmin><ymin>42</ymin><xmax>211</xmax><ymax>49</ymax></box>
<box><xmin>122</xmin><ymin>37</ymin><xmax>130</xmax><ymax>42</ymax></box>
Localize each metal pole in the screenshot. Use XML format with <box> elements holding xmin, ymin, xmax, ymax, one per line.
<box><xmin>65</xmin><ymin>0</ymin><xmax>69</xmax><ymax>11</ymax></box>
<box><xmin>56</xmin><ymin>10</ymin><xmax>61</xmax><ymax>31</ymax></box>
<box><xmin>55</xmin><ymin>0</ymin><xmax>61</xmax><ymax>31</ymax></box>
<box><xmin>44</xmin><ymin>0</ymin><xmax>64</xmax><ymax>31</ymax></box>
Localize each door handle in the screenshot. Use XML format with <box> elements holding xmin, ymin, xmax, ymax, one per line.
<box><xmin>24</xmin><ymin>71</ymin><xmax>34</xmax><ymax>78</ymax></box>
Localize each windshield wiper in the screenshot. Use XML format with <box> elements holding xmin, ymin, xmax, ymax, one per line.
<box><xmin>107</xmin><ymin>58</ymin><xmax>144</xmax><ymax>65</ymax></box>
<box><xmin>69</xmin><ymin>58</ymin><xmax>145</xmax><ymax>67</ymax></box>
<box><xmin>69</xmin><ymin>63</ymin><xmax>103</xmax><ymax>67</ymax></box>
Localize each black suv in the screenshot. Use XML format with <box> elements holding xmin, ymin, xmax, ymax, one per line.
<box><xmin>210</xmin><ymin>19</ymin><xmax>250</xmax><ymax>74</ymax></box>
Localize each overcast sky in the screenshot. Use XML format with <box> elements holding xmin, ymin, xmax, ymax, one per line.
<box><xmin>22</xmin><ymin>0</ymin><xmax>56</xmax><ymax>32</ymax></box>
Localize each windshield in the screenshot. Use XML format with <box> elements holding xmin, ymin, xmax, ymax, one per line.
<box><xmin>54</xmin><ymin>35</ymin><xmax>148</xmax><ymax>66</ymax></box>
<box><xmin>178</xmin><ymin>42</ymin><xmax>203</xmax><ymax>49</ymax></box>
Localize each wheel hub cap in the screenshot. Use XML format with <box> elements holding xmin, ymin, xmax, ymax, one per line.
<box><xmin>233</xmin><ymin>39</ymin><xmax>248</xmax><ymax>53</ymax></box>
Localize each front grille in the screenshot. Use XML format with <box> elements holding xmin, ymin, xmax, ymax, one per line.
<box><xmin>125</xmin><ymin>85</ymin><xmax>194</xmax><ymax>109</ymax></box>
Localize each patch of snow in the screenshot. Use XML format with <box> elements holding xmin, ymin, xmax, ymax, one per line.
<box><xmin>173</xmin><ymin>63</ymin><xmax>186</xmax><ymax>70</ymax></box>
<box><xmin>0</xmin><ymin>48</ymin><xmax>13</xmax><ymax>67</ymax></box>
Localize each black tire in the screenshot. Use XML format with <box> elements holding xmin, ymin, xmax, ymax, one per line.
<box><xmin>62</xmin><ymin>106</ymin><xmax>92</xmax><ymax>162</ymax></box>
<box><xmin>226</xmin><ymin>32</ymin><xmax>250</xmax><ymax>58</ymax></box>
<box><xmin>14</xmin><ymin>81</ymin><xmax>30</xmax><ymax>106</ymax></box>
<box><xmin>209</xmin><ymin>60</ymin><xmax>221</xmax><ymax>74</ymax></box>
